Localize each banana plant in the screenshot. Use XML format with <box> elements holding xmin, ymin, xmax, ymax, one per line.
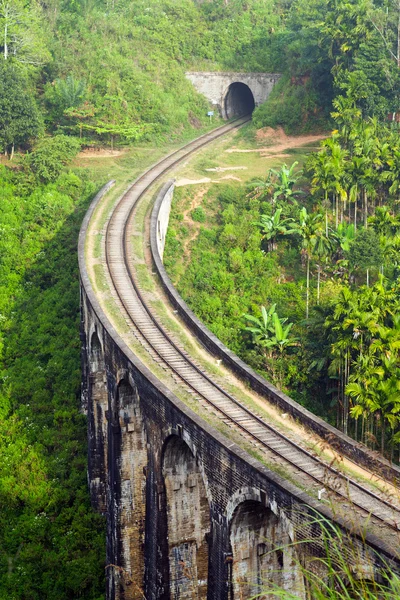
<box><xmin>243</xmin><ymin>305</ymin><xmax>297</xmax><ymax>357</ymax></box>
<box><xmin>264</xmin><ymin>313</ymin><xmax>298</xmax><ymax>355</ymax></box>
<box><xmin>253</xmin><ymin>208</ymin><xmax>297</xmax><ymax>252</ymax></box>
<box><xmin>269</xmin><ymin>161</ymin><xmax>304</xmax><ymax>205</ymax></box>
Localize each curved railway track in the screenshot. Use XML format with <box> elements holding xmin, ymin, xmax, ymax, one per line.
<box><xmin>100</xmin><ymin>117</ymin><xmax>400</xmax><ymax>555</ymax></box>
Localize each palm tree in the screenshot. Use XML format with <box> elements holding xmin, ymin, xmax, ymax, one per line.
<box><xmin>310</xmin><ymin>139</ymin><xmax>348</xmax><ymax>232</ymax></box>
<box><xmin>313</xmin><ymin>229</ymin><xmax>334</xmax><ymax>304</ymax></box>
<box><xmin>387</xmin><ymin>147</ymin><xmax>400</xmax><ymax>203</ymax></box>
<box><xmin>347</xmin><ymin>155</ymin><xmax>368</xmax><ymax>231</ymax></box>
<box><xmin>369</xmin><ymin>206</ymin><xmax>399</xmax><ymax>237</ymax></box>
<box><xmin>353</xmin><ymin>122</ymin><xmax>380</xmax><ymax>227</ymax></box>
<box><xmin>294</xmin><ymin>207</ymin><xmax>324</xmax><ymax>318</ymax></box>
<box><xmin>331</xmin><ymin>94</ymin><xmax>362</xmax><ymax>144</ymax></box>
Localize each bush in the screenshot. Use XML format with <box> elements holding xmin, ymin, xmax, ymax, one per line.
<box><xmin>253</xmin><ymin>75</ymin><xmax>331</xmax><ymax>134</ymax></box>
<box><xmin>27</xmin><ymin>135</ymin><xmax>81</xmax><ymax>183</ymax></box>
<box><xmin>191</xmin><ymin>206</ymin><xmax>206</xmax><ymax>222</ymax></box>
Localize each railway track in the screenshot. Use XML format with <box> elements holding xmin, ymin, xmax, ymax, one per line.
<box><xmin>100</xmin><ymin>116</ymin><xmax>400</xmax><ymax>555</ymax></box>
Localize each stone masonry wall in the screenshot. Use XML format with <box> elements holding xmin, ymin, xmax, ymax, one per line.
<box><xmin>80</xmin><ymin>290</ymin><xmax>393</xmax><ymax>600</ymax></box>
<box><xmin>185</xmin><ymin>72</ymin><xmax>280</xmax><ymax>118</ymax></box>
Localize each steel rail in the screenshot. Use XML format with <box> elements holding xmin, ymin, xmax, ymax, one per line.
<box><xmin>102</xmin><ymin>117</ymin><xmax>400</xmax><ymax>548</ymax></box>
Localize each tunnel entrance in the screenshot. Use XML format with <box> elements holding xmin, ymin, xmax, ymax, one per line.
<box><xmin>224</xmin><ymin>82</ymin><xmax>255</xmax><ymax>118</ymax></box>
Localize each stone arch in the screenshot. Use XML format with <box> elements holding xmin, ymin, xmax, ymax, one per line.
<box><xmin>108</xmin><ymin>378</ymin><xmax>147</xmax><ymax>600</ymax></box>
<box><xmin>162</xmin><ymin>435</ymin><xmax>210</xmax><ymax>599</ymax></box>
<box><xmin>88</xmin><ymin>330</ymin><xmax>108</xmax><ymax>513</ymax></box>
<box><xmin>229</xmin><ymin>500</ymin><xmax>306</xmax><ymax>600</ymax></box>
<box><xmin>224</xmin><ymin>82</ymin><xmax>255</xmax><ymax>119</ymax></box>
<box><xmin>89</xmin><ymin>329</ymin><xmax>104</xmax><ymax>372</ymax></box>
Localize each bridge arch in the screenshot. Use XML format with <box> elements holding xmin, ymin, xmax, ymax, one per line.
<box><xmin>108</xmin><ymin>378</ymin><xmax>147</xmax><ymax>600</ymax></box>
<box><xmin>162</xmin><ymin>435</ymin><xmax>210</xmax><ymax>599</ymax></box>
<box><xmin>224</xmin><ymin>82</ymin><xmax>255</xmax><ymax>119</ymax></box>
<box><xmin>229</xmin><ymin>500</ymin><xmax>306</xmax><ymax>599</ymax></box>
<box><xmin>89</xmin><ymin>328</ymin><xmax>104</xmax><ymax>372</ymax></box>
<box><xmin>88</xmin><ymin>329</ymin><xmax>108</xmax><ymax>513</ymax></box>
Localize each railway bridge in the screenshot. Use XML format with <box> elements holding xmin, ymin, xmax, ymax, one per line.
<box><xmin>79</xmin><ymin>121</ymin><xmax>400</xmax><ymax>600</ymax></box>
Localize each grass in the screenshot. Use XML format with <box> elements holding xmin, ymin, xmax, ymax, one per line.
<box><xmin>131</xmin><ymin>234</ymin><xmax>144</xmax><ymax>260</ymax></box>
<box><xmin>174</xmin><ymin>122</ymin><xmax>321</xmax><ymax>184</ymax></box>
<box><xmin>93</xmin><ymin>233</ymin><xmax>102</xmax><ymax>260</ymax></box>
<box><xmin>93</xmin><ymin>263</ymin><xmax>108</xmax><ymax>292</ymax></box>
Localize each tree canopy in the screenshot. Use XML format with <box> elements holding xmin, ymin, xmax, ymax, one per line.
<box><xmin>0</xmin><ymin>60</ymin><xmax>43</xmax><ymax>155</ymax></box>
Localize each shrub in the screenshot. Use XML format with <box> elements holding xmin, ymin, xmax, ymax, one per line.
<box><xmin>191</xmin><ymin>206</ymin><xmax>206</xmax><ymax>222</ymax></box>
<box><xmin>253</xmin><ymin>75</ymin><xmax>331</xmax><ymax>134</ymax></box>
<box><xmin>27</xmin><ymin>135</ymin><xmax>81</xmax><ymax>183</ymax></box>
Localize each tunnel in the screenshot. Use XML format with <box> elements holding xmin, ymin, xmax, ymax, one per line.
<box><xmin>224</xmin><ymin>82</ymin><xmax>255</xmax><ymax>118</ymax></box>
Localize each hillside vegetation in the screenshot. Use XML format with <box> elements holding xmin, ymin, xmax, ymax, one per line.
<box><xmin>165</xmin><ymin>119</ymin><xmax>400</xmax><ymax>461</ymax></box>
<box><xmin>1</xmin><ymin>0</ymin><xmax>400</xmax><ymax>597</ymax></box>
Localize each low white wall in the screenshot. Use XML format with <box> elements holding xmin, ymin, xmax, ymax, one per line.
<box><xmin>156</xmin><ymin>180</ymin><xmax>175</xmax><ymax>259</ymax></box>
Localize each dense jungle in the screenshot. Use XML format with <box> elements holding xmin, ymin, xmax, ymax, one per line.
<box><xmin>1</xmin><ymin>0</ymin><xmax>400</xmax><ymax>597</ymax></box>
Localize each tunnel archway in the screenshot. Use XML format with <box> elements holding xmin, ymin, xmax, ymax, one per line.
<box><xmin>162</xmin><ymin>435</ymin><xmax>210</xmax><ymax>599</ymax></box>
<box><xmin>224</xmin><ymin>82</ymin><xmax>255</xmax><ymax>118</ymax></box>
<box><xmin>229</xmin><ymin>500</ymin><xmax>306</xmax><ymax>599</ymax></box>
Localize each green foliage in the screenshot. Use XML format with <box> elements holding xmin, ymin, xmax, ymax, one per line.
<box><xmin>0</xmin><ymin>0</ymin><xmax>50</xmax><ymax>69</ymax></box>
<box><xmin>347</xmin><ymin>228</ymin><xmax>383</xmax><ymax>276</ymax></box>
<box><xmin>191</xmin><ymin>206</ymin><xmax>206</xmax><ymax>222</ymax></box>
<box><xmin>0</xmin><ymin>164</ymin><xmax>105</xmax><ymax>598</ymax></box>
<box><xmin>27</xmin><ymin>135</ymin><xmax>82</xmax><ymax>183</ymax></box>
<box><xmin>243</xmin><ymin>305</ymin><xmax>297</xmax><ymax>355</ymax></box>
<box><xmin>325</xmin><ymin>280</ymin><xmax>400</xmax><ymax>452</ymax></box>
<box><xmin>253</xmin><ymin>75</ymin><xmax>331</xmax><ymax>134</ymax></box>
<box><xmin>254</xmin><ymin>208</ymin><xmax>297</xmax><ymax>252</ymax></box>
<box><xmin>166</xmin><ymin>115</ymin><xmax>400</xmax><ymax>454</ymax></box>
<box><xmin>0</xmin><ymin>59</ymin><xmax>43</xmax><ymax>154</ymax></box>
<box><xmin>44</xmin><ymin>75</ymin><xmax>87</xmax><ymax>123</ymax></box>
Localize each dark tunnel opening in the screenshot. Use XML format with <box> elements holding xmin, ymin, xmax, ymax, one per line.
<box><xmin>224</xmin><ymin>82</ymin><xmax>255</xmax><ymax>118</ymax></box>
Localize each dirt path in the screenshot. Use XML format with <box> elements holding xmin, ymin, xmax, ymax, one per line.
<box><xmin>173</xmin><ymin>188</ymin><xmax>208</xmax><ymax>285</ymax></box>
<box><xmin>226</xmin><ymin>130</ymin><xmax>325</xmax><ymax>155</ymax></box>
<box><xmin>78</xmin><ymin>148</ymin><xmax>128</xmax><ymax>158</ymax></box>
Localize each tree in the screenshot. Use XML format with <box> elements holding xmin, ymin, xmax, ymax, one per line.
<box><xmin>243</xmin><ymin>305</ymin><xmax>297</xmax><ymax>389</ymax></box>
<box><xmin>243</xmin><ymin>304</ymin><xmax>279</xmax><ymax>348</ymax></box>
<box><xmin>346</xmin><ymin>228</ymin><xmax>383</xmax><ymax>285</ymax></box>
<box><xmin>269</xmin><ymin>162</ymin><xmax>303</xmax><ymax>205</ymax></box>
<box><xmin>246</xmin><ymin>172</ymin><xmax>274</xmax><ymax>202</ymax></box>
<box><xmin>313</xmin><ymin>228</ymin><xmax>334</xmax><ymax>304</ymax></box>
<box><xmin>294</xmin><ymin>207</ymin><xmax>324</xmax><ymax>318</ymax></box>
<box><xmin>369</xmin><ymin>206</ymin><xmax>400</xmax><ymax>237</ymax></box>
<box><xmin>27</xmin><ymin>135</ymin><xmax>81</xmax><ymax>183</ymax></box>
<box><xmin>0</xmin><ymin>0</ymin><xmax>49</xmax><ymax>67</ymax></box>
<box><xmin>254</xmin><ymin>208</ymin><xmax>297</xmax><ymax>252</ymax></box>
<box><xmin>0</xmin><ymin>60</ymin><xmax>43</xmax><ymax>157</ymax></box>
